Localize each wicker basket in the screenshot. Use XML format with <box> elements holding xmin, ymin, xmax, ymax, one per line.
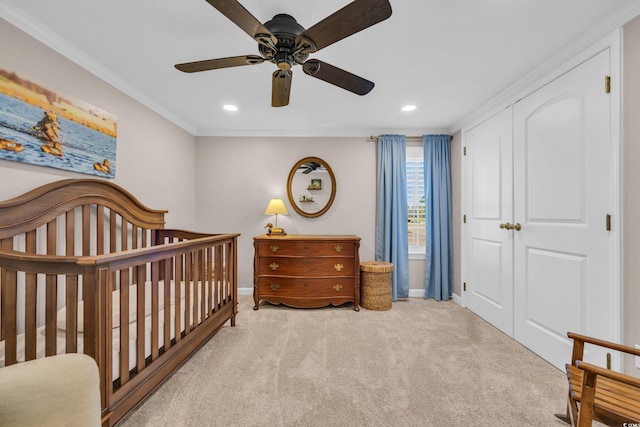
<box><xmin>360</xmin><ymin>261</ymin><xmax>394</xmax><ymax>311</ymax></box>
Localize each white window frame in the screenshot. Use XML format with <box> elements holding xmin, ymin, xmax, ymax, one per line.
<box><xmin>406</xmin><ymin>144</ymin><xmax>426</xmax><ymax>258</ymax></box>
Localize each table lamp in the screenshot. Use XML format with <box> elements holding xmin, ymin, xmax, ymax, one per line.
<box><xmin>264</xmin><ymin>197</ymin><xmax>288</xmax><ymax>235</ymax></box>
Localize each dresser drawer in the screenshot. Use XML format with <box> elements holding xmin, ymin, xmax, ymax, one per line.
<box><xmin>257</xmin><ymin>277</ymin><xmax>355</xmax><ymax>298</ymax></box>
<box><xmin>257</xmin><ymin>257</ymin><xmax>355</xmax><ymax>276</ymax></box>
<box><xmin>256</xmin><ymin>240</ymin><xmax>355</xmax><ymax>257</ymax></box>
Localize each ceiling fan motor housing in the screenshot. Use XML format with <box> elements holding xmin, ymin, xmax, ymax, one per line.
<box><xmin>260</xmin><ymin>14</ymin><xmax>309</xmax><ymax>70</ymax></box>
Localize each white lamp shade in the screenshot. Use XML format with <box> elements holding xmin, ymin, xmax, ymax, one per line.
<box><xmin>264</xmin><ymin>198</ymin><xmax>288</xmax><ymax>215</ymax></box>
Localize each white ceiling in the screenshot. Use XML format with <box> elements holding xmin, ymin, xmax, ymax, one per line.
<box><xmin>2</xmin><ymin>0</ymin><xmax>640</xmax><ymax>137</ymax></box>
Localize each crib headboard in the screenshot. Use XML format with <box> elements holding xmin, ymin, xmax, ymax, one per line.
<box><xmin>0</xmin><ymin>179</ymin><xmax>167</xmax><ymax>255</ymax></box>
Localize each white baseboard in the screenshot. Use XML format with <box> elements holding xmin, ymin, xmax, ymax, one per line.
<box><xmin>240</xmin><ymin>287</ymin><xmax>461</xmax><ymax>303</ymax></box>
<box><xmin>408</xmin><ymin>288</ymin><xmax>425</xmax><ymax>298</ymax></box>
<box><xmin>452</xmin><ymin>293</ymin><xmax>463</xmax><ymax>307</ymax></box>
<box><xmin>240</xmin><ymin>287</ymin><xmax>427</xmax><ymax>298</ymax></box>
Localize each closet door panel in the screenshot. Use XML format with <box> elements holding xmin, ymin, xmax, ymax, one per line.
<box><xmin>513</xmin><ymin>49</ymin><xmax>613</xmax><ymax>370</ymax></box>
<box><xmin>464</xmin><ymin>107</ymin><xmax>514</xmax><ymax>335</ymax></box>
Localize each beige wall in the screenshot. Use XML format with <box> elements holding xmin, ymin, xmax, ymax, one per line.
<box><xmin>195</xmin><ymin>136</ymin><xmax>377</xmax><ymax>288</ymax></box>
<box><xmin>623</xmin><ymin>14</ymin><xmax>640</xmax><ymax>374</ymax></box>
<box><xmin>0</xmin><ymin>18</ymin><xmax>198</xmax><ymax>229</ymax></box>
<box><xmin>450</xmin><ymin>130</ymin><xmax>462</xmax><ymax>298</ymax></box>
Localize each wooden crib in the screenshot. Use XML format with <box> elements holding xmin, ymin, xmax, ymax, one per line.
<box><xmin>0</xmin><ymin>179</ymin><xmax>239</xmax><ymax>426</ymax></box>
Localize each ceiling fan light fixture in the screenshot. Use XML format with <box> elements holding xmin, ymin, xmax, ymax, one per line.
<box><xmin>402</xmin><ymin>105</ymin><xmax>417</xmax><ymax>112</ymax></box>
<box><xmin>274</xmin><ymin>51</ymin><xmax>294</xmax><ymax>70</ymax></box>
<box><xmin>223</xmin><ymin>104</ymin><xmax>238</xmax><ymax>111</ymax></box>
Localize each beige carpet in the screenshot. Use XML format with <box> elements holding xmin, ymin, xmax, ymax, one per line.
<box><xmin>119</xmin><ymin>296</ymin><xmax>571</xmax><ymax>427</ymax></box>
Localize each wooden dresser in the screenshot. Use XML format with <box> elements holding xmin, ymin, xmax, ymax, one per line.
<box><xmin>253</xmin><ymin>234</ymin><xmax>361</xmax><ymax>310</ymax></box>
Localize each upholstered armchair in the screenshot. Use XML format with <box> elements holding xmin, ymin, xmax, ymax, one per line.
<box><xmin>0</xmin><ymin>354</ymin><xmax>101</xmax><ymax>426</ymax></box>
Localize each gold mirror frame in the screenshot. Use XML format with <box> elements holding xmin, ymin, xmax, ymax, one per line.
<box><xmin>287</xmin><ymin>156</ymin><xmax>336</xmax><ymax>218</ymax></box>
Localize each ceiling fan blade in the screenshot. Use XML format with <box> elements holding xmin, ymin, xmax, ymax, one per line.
<box><xmin>272</xmin><ymin>70</ymin><xmax>292</xmax><ymax>107</ymax></box>
<box><xmin>296</xmin><ymin>0</ymin><xmax>391</xmax><ymax>53</ymax></box>
<box><xmin>205</xmin><ymin>0</ymin><xmax>277</xmax><ymax>47</ymax></box>
<box><xmin>175</xmin><ymin>55</ymin><xmax>264</xmax><ymax>73</ymax></box>
<box><xmin>302</xmin><ymin>59</ymin><xmax>374</xmax><ymax>95</ymax></box>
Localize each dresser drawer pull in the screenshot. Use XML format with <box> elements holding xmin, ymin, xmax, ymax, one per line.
<box><xmin>334</xmin><ymin>245</ymin><xmax>342</xmax><ymax>253</ymax></box>
<box><xmin>334</xmin><ymin>263</ymin><xmax>344</xmax><ymax>272</ymax></box>
<box><xmin>270</xmin><ymin>245</ymin><xmax>279</xmax><ymax>252</ymax></box>
<box><xmin>269</xmin><ymin>262</ymin><xmax>279</xmax><ymax>271</ymax></box>
<box><xmin>333</xmin><ymin>284</ymin><xmax>343</xmax><ymax>292</ymax></box>
<box><xmin>270</xmin><ymin>283</ymin><xmax>280</xmax><ymax>291</ymax></box>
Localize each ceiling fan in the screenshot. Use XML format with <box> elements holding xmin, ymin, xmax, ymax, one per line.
<box><xmin>175</xmin><ymin>0</ymin><xmax>392</xmax><ymax>107</ymax></box>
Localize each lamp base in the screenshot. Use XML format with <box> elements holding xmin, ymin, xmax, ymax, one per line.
<box><xmin>267</xmin><ymin>227</ymin><xmax>286</xmax><ymax>235</ymax></box>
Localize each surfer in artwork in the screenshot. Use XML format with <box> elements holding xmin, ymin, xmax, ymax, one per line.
<box><xmin>31</xmin><ymin>111</ymin><xmax>63</xmax><ymax>156</ymax></box>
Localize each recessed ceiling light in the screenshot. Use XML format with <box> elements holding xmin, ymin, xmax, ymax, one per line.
<box><xmin>401</xmin><ymin>105</ymin><xmax>417</xmax><ymax>112</ymax></box>
<box><xmin>223</xmin><ymin>104</ymin><xmax>238</xmax><ymax>112</ymax></box>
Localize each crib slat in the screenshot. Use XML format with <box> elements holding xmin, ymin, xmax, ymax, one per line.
<box><xmin>186</xmin><ymin>252</ymin><xmax>192</xmax><ymax>334</ymax></box>
<box><xmin>163</xmin><ymin>258</ymin><xmax>172</xmax><ymax>351</ymax></box>
<box><xmin>1</xmin><ymin>265</ymin><xmax>17</xmax><ymax>365</ymax></box>
<box><xmin>215</xmin><ymin>246</ymin><xmax>223</xmax><ymax>310</ymax></box>
<box><xmin>97</xmin><ymin>205</ymin><xmax>104</xmax><ymax>256</ymax></box>
<box><xmin>110</xmin><ymin>209</ymin><xmax>117</xmax><ymax>253</ymax></box>
<box><xmin>132</xmin><ymin>224</ymin><xmax>138</xmax><ymax>250</ymax></box>
<box><xmin>66</xmin><ymin>210</ymin><xmax>78</xmax><ymax>353</ymax></box>
<box><xmin>228</xmin><ymin>241</ymin><xmax>235</xmax><ymax>304</ymax></box>
<box><xmin>151</xmin><ymin>261</ymin><xmax>159</xmax><ymax>361</ymax></box>
<box><xmin>198</xmin><ymin>250</ymin><xmax>205</xmax><ymax>322</ymax></box>
<box><xmin>136</xmin><ymin>266</ymin><xmax>145</xmax><ymax>371</ymax></box>
<box><xmin>185</xmin><ymin>252</ymin><xmax>192</xmax><ymax>334</ymax></box>
<box><xmin>0</xmin><ymin>237</ymin><xmax>13</xmax><ymax>343</ymax></box>
<box><xmin>45</xmin><ymin>219</ymin><xmax>57</xmax><ymax>357</ymax></box>
<box><xmin>122</xmin><ymin>218</ymin><xmax>129</xmax><ymax>252</ymax></box>
<box><xmin>207</xmin><ymin>248</ymin><xmax>213</xmax><ymax>315</ymax></box>
<box><xmin>24</xmin><ymin>230</ymin><xmax>37</xmax><ymax>361</ymax></box>
<box><xmin>132</xmin><ymin>225</ymin><xmax>140</xmax><ymax>290</ymax></box>
<box><xmin>82</xmin><ymin>205</ymin><xmax>90</xmax><ymax>256</ymax></box>
<box><xmin>174</xmin><ymin>255</ymin><xmax>182</xmax><ymax>344</ymax></box>
<box><xmin>119</xmin><ymin>268</ymin><xmax>130</xmax><ymax>384</ymax></box>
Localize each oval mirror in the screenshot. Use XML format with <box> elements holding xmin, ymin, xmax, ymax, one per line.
<box><xmin>287</xmin><ymin>156</ymin><xmax>336</xmax><ymax>218</ymax></box>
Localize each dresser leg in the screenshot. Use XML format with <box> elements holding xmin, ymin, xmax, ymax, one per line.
<box><xmin>253</xmin><ymin>284</ymin><xmax>259</xmax><ymax>310</ymax></box>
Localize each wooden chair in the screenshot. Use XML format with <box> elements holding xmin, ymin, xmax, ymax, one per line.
<box><xmin>556</xmin><ymin>332</ymin><xmax>640</xmax><ymax>426</ymax></box>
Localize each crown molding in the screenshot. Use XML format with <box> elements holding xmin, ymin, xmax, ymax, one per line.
<box><xmin>449</xmin><ymin>2</ymin><xmax>640</xmax><ymax>134</ymax></box>
<box><xmin>0</xmin><ymin>3</ymin><xmax>197</xmax><ymax>135</ymax></box>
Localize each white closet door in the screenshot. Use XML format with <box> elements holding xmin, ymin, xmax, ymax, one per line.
<box><xmin>513</xmin><ymin>49</ymin><xmax>613</xmax><ymax>370</ymax></box>
<box><xmin>464</xmin><ymin>107</ymin><xmax>514</xmax><ymax>335</ymax></box>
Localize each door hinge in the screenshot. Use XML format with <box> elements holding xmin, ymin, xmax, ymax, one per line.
<box><xmin>605</xmin><ymin>76</ymin><xmax>611</xmax><ymax>93</ymax></box>
<box><xmin>463</xmin><ymin>214</ymin><xmax>467</xmax><ymax>223</ymax></box>
<box><xmin>463</xmin><ymin>282</ymin><xmax>467</xmax><ymax>292</ymax></box>
<box><xmin>606</xmin><ymin>214</ymin><xmax>611</xmax><ymax>231</ymax></box>
<box><xmin>463</xmin><ymin>146</ymin><xmax>467</xmax><ymax>156</ymax></box>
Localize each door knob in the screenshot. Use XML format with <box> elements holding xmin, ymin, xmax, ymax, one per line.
<box><xmin>512</xmin><ymin>223</ymin><xmax>522</xmax><ymax>231</ymax></box>
<box><xmin>500</xmin><ymin>222</ymin><xmax>511</xmax><ymax>229</ymax></box>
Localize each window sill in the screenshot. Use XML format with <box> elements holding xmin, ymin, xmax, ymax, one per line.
<box><xmin>409</xmin><ymin>252</ymin><xmax>426</xmax><ymax>260</ymax></box>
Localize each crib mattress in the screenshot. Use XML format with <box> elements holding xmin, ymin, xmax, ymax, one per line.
<box><xmin>0</xmin><ymin>280</ymin><xmax>214</xmax><ymax>380</ymax></box>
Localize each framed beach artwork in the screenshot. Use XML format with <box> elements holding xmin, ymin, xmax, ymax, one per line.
<box><xmin>0</xmin><ymin>67</ymin><xmax>117</xmax><ymax>178</ymax></box>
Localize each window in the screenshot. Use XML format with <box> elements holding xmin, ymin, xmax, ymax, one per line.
<box><xmin>406</xmin><ymin>145</ymin><xmax>426</xmax><ymax>253</ymax></box>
